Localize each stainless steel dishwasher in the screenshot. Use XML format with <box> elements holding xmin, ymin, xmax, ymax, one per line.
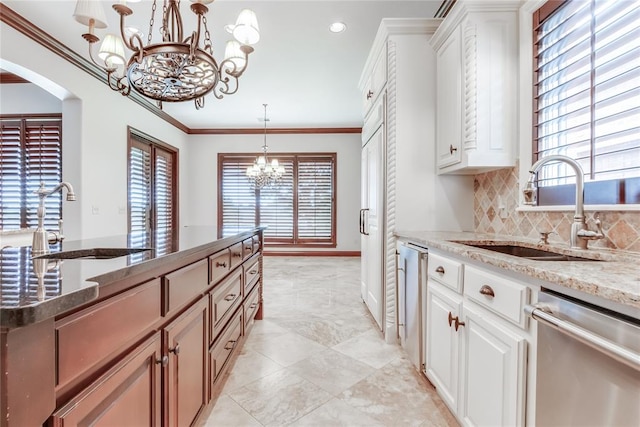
<box><xmin>526</xmin><ymin>290</ymin><xmax>640</xmax><ymax>426</ymax></box>
<box><xmin>397</xmin><ymin>242</ymin><xmax>428</xmax><ymax>371</ymax></box>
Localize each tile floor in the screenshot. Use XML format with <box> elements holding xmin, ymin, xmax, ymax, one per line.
<box><xmin>204</xmin><ymin>256</ymin><xmax>458</xmax><ymax>427</ymax></box>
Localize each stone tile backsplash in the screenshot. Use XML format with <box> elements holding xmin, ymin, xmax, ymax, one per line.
<box><xmin>474</xmin><ymin>167</ymin><xmax>640</xmax><ymax>252</ymax></box>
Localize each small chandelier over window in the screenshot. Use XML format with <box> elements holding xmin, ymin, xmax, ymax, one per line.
<box><xmin>73</xmin><ymin>0</ymin><xmax>259</xmax><ymax>110</ymax></box>
<box><xmin>246</xmin><ymin>104</ymin><xmax>285</xmax><ymax>189</ymax></box>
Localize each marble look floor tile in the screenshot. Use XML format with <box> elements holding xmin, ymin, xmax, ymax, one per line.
<box><xmin>288</xmin><ymin>398</ymin><xmax>385</xmax><ymax>427</ymax></box>
<box><xmin>332</xmin><ymin>329</ymin><xmax>403</xmax><ymax>369</ymax></box>
<box><xmin>247</xmin><ymin>331</ymin><xmax>327</xmax><ymax>367</ymax></box>
<box><xmin>221</xmin><ymin>348</ymin><xmax>283</xmax><ymax>394</ymax></box>
<box><xmin>229</xmin><ymin>369</ymin><xmax>332</xmax><ymax>427</ymax></box>
<box><xmin>287</xmin><ymin>348</ymin><xmax>375</xmax><ymax>395</ymax></box>
<box><xmin>202</xmin><ymin>395</ymin><xmax>262</xmax><ymax>427</ymax></box>
<box><xmin>338</xmin><ymin>356</ymin><xmax>457</xmax><ymax>427</ymax></box>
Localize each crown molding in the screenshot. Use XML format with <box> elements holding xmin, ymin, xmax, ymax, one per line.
<box><xmin>189</xmin><ymin>127</ymin><xmax>362</xmax><ymax>135</ymax></box>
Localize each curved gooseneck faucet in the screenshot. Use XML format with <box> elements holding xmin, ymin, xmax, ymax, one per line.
<box><xmin>523</xmin><ymin>155</ymin><xmax>603</xmax><ymax>250</ymax></box>
<box><xmin>32</xmin><ymin>181</ymin><xmax>76</xmax><ymax>256</ymax></box>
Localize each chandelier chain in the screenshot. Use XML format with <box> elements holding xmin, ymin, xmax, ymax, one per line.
<box><xmin>202</xmin><ymin>15</ymin><xmax>213</xmax><ymax>55</ymax></box>
<box><xmin>147</xmin><ymin>0</ymin><xmax>157</xmax><ymax>46</ymax></box>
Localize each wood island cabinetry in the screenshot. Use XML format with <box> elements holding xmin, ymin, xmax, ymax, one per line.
<box><xmin>0</xmin><ymin>229</ymin><xmax>263</xmax><ymax>427</ymax></box>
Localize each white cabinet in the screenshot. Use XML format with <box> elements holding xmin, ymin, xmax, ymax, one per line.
<box><xmin>424</xmin><ymin>250</ymin><xmax>528</xmax><ymax>426</ymax></box>
<box><xmin>425</xmin><ymin>281</ymin><xmax>462</xmax><ymax>411</ymax></box>
<box><xmin>431</xmin><ymin>0</ymin><xmax>519</xmax><ymax>174</ymax></box>
<box><xmin>359</xmin><ymin>18</ymin><xmax>474</xmax><ymax>341</ymax></box>
<box><xmin>459</xmin><ymin>303</ymin><xmax>526</xmax><ymax>427</ymax></box>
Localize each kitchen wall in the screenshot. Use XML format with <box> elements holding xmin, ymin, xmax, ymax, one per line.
<box><xmin>474</xmin><ymin>167</ymin><xmax>640</xmax><ymax>252</ymax></box>
<box><xmin>1</xmin><ymin>22</ymin><xmax>189</xmax><ymax>240</ymax></box>
<box><xmin>186</xmin><ymin>133</ymin><xmax>362</xmax><ymax>252</ymax></box>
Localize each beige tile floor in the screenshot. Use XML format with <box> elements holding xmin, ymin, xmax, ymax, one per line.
<box><xmin>204</xmin><ymin>257</ymin><xmax>458</xmax><ymax>427</ymax></box>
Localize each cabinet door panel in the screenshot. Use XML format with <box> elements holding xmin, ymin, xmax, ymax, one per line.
<box><xmin>165</xmin><ymin>299</ymin><xmax>208</xmax><ymax>427</ymax></box>
<box><xmin>164</xmin><ymin>259</ymin><xmax>208</xmax><ymax>316</ymax></box>
<box><xmin>425</xmin><ymin>281</ymin><xmax>462</xmax><ymax>412</ymax></box>
<box><xmin>460</xmin><ymin>303</ymin><xmax>526</xmax><ymax>427</ymax></box>
<box><xmin>436</xmin><ymin>26</ymin><xmax>462</xmax><ymax>168</ymax></box>
<box><xmin>52</xmin><ymin>333</ymin><xmax>162</xmax><ymax>427</ymax></box>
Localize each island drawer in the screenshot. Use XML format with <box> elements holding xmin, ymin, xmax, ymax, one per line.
<box><xmin>252</xmin><ymin>235</ymin><xmax>260</xmax><ymax>251</ymax></box>
<box><xmin>210</xmin><ymin>248</ymin><xmax>231</xmax><ymax>285</ymax></box>
<box><xmin>464</xmin><ymin>265</ymin><xmax>530</xmax><ymax>328</ymax></box>
<box><xmin>428</xmin><ymin>253</ymin><xmax>463</xmax><ymax>292</ymax></box>
<box><xmin>56</xmin><ymin>279</ymin><xmax>161</xmax><ymax>389</ymax></box>
<box><xmin>210</xmin><ymin>269</ymin><xmax>242</xmax><ymax>342</ymax></box>
<box><xmin>244</xmin><ymin>283</ymin><xmax>260</xmax><ymax>334</ymax></box>
<box><xmin>210</xmin><ymin>310</ymin><xmax>242</xmax><ymax>385</ymax></box>
<box><xmin>243</xmin><ymin>255</ymin><xmax>260</xmax><ymax>297</ymax></box>
<box><xmin>229</xmin><ymin>242</ymin><xmax>243</xmax><ymax>270</ymax></box>
<box><xmin>163</xmin><ymin>259</ymin><xmax>208</xmax><ymax>316</ymax></box>
<box><xmin>242</xmin><ymin>237</ymin><xmax>254</xmax><ymax>259</ymax></box>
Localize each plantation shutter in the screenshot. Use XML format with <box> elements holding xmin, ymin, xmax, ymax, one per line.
<box><xmin>259</xmin><ymin>158</ymin><xmax>294</xmax><ymax>241</ymax></box>
<box><xmin>155</xmin><ymin>147</ymin><xmax>174</xmax><ymax>255</ymax></box>
<box><xmin>297</xmin><ymin>156</ymin><xmax>334</xmax><ymax>241</ymax></box>
<box><xmin>220</xmin><ymin>157</ymin><xmax>257</xmax><ymax>237</ymax></box>
<box><xmin>129</xmin><ymin>140</ymin><xmax>152</xmax><ymax>234</ymax></box>
<box><xmin>0</xmin><ymin>117</ymin><xmax>62</xmax><ymax>229</ymax></box>
<box><xmin>534</xmin><ymin>0</ymin><xmax>640</xmax><ymax>189</ymax></box>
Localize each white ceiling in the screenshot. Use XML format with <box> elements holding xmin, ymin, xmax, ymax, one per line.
<box><xmin>3</xmin><ymin>0</ymin><xmax>443</xmax><ymax>130</ymax></box>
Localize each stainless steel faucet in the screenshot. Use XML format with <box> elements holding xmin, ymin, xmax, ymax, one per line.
<box><xmin>523</xmin><ymin>155</ymin><xmax>604</xmax><ymax>250</ymax></box>
<box><xmin>32</xmin><ymin>181</ymin><xmax>76</xmax><ymax>256</ymax></box>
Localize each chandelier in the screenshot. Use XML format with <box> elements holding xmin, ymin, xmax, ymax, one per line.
<box><xmin>73</xmin><ymin>0</ymin><xmax>259</xmax><ymax>110</ymax></box>
<box><xmin>246</xmin><ymin>104</ymin><xmax>285</xmax><ymax>189</ymax></box>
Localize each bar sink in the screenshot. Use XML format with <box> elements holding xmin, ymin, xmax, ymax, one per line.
<box><xmin>32</xmin><ymin>247</ymin><xmax>151</xmax><ymax>260</ymax></box>
<box><xmin>452</xmin><ymin>242</ymin><xmax>601</xmax><ymax>261</ymax></box>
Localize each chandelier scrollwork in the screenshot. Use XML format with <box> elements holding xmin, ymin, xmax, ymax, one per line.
<box><xmin>73</xmin><ymin>0</ymin><xmax>259</xmax><ymax>110</ymax></box>
<box><xmin>246</xmin><ymin>104</ymin><xmax>285</xmax><ymax>189</ymax></box>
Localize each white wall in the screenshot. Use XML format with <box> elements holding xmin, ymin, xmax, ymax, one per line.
<box><xmin>1</xmin><ymin>24</ymin><xmax>189</xmax><ymax>240</ymax></box>
<box><xmin>186</xmin><ymin>133</ymin><xmax>362</xmax><ymax>252</ymax></box>
<box><xmin>0</xmin><ymin>83</ymin><xmax>61</xmax><ymax>114</ymax></box>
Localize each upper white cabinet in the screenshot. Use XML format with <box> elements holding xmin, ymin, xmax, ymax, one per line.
<box><xmin>361</xmin><ymin>47</ymin><xmax>387</xmax><ymax>116</ymax></box>
<box><xmin>431</xmin><ymin>1</ymin><xmax>520</xmax><ymax>174</ymax></box>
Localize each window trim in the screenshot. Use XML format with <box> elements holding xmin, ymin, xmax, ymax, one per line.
<box><xmin>530</xmin><ymin>0</ymin><xmax>640</xmax><ymax>207</ymax></box>
<box><xmin>126</xmin><ymin>126</ymin><xmax>179</xmax><ymax>237</ymax></box>
<box><xmin>217</xmin><ymin>152</ymin><xmax>337</xmax><ymax>247</ymax></box>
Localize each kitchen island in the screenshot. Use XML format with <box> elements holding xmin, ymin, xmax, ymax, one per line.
<box><xmin>0</xmin><ymin>226</ymin><xmax>264</xmax><ymax>427</ymax></box>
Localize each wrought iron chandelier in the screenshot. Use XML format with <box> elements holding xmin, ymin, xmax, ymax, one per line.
<box><xmin>73</xmin><ymin>0</ymin><xmax>259</xmax><ymax>110</ymax></box>
<box><xmin>246</xmin><ymin>104</ymin><xmax>285</xmax><ymax>189</ymax></box>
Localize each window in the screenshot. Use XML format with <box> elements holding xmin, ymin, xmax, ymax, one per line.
<box><xmin>1</xmin><ymin>115</ymin><xmax>63</xmax><ymax>229</ymax></box>
<box><xmin>218</xmin><ymin>153</ymin><xmax>336</xmax><ymax>246</ymax></box>
<box><xmin>128</xmin><ymin>128</ymin><xmax>178</xmax><ymax>255</ymax></box>
<box><xmin>533</xmin><ymin>0</ymin><xmax>640</xmax><ymax>205</ymax></box>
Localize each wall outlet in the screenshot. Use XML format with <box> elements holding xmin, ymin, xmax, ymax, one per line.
<box><xmin>91</xmin><ymin>205</ymin><xmax>100</xmax><ymax>215</ymax></box>
<box><xmin>497</xmin><ymin>196</ymin><xmax>509</xmax><ymax>219</ymax></box>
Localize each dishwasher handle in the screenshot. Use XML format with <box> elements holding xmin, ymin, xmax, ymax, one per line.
<box><xmin>525</xmin><ymin>304</ymin><xmax>640</xmax><ymax>371</ymax></box>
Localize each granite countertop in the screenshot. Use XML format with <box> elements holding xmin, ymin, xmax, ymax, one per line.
<box><xmin>395</xmin><ymin>230</ymin><xmax>640</xmax><ymax>316</ymax></box>
<box><xmin>0</xmin><ymin>227</ymin><xmax>261</xmax><ymax>329</ymax></box>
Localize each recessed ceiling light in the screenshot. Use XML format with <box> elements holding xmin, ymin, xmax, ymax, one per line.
<box><xmin>329</xmin><ymin>22</ymin><xmax>347</xmax><ymax>33</ymax></box>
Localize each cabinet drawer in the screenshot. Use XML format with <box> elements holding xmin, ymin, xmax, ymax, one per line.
<box><xmin>210</xmin><ymin>249</ymin><xmax>230</xmax><ymax>285</ymax></box>
<box><xmin>243</xmin><ymin>255</ymin><xmax>260</xmax><ymax>297</ymax></box>
<box><xmin>242</xmin><ymin>238</ymin><xmax>254</xmax><ymax>259</ymax></box>
<box><xmin>56</xmin><ymin>279</ymin><xmax>161</xmax><ymax>388</ymax></box>
<box><xmin>229</xmin><ymin>242</ymin><xmax>243</xmax><ymax>270</ymax></box>
<box><xmin>464</xmin><ymin>265</ymin><xmax>529</xmax><ymax>328</ymax></box>
<box><xmin>210</xmin><ymin>310</ymin><xmax>242</xmax><ymax>384</ymax></box>
<box><xmin>164</xmin><ymin>259</ymin><xmax>209</xmax><ymax>316</ymax></box>
<box><xmin>252</xmin><ymin>235</ymin><xmax>260</xmax><ymax>251</ymax></box>
<box><xmin>211</xmin><ymin>269</ymin><xmax>242</xmax><ymax>341</ymax></box>
<box><xmin>428</xmin><ymin>253</ymin><xmax>463</xmax><ymax>292</ymax></box>
<box><xmin>244</xmin><ymin>283</ymin><xmax>260</xmax><ymax>333</ymax></box>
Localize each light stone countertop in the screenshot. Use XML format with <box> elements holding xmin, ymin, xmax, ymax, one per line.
<box><xmin>395</xmin><ymin>230</ymin><xmax>640</xmax><ymax>316</ymax></box>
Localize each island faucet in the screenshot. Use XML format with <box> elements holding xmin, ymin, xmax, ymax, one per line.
<box><xmin>523</xmin><ymin>155</ymin><xmax>604</xmax><ymax>250</ymax></box>
<box><xmin>32</xmin><ymin>181</ymin><xmax>76</xmax><ymax>256</ymax></box>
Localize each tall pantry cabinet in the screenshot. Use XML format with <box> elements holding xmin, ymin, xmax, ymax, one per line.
<box><xmin>358</xmin><ymin>19</ymin><xmax>473</xmax><ymax>342</ymax></box>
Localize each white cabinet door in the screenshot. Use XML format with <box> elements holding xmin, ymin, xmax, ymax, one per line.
<box><xmin>459</xmin><ymin>303</ymin><xmax>526</xmax><ymax>427</ymax></box>
<box><xmin>435</xmin><ymin>25</ymin><xmax>462</xmax><ymax>169</ymax></box>
<box><xmin>361</xmin><ymin>125</ymin><xmax>384</xmax><ymax>329</ymax></box>
<box><xmin>425</xmin><ymin>280</ymin><xmax>462</xmax><ymax>412</ymax></box>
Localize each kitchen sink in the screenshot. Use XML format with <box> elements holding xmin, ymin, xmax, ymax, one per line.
<box><xmin>452</xmin><ymin>242</ymin><xmax>601</xmax><ymax>261</ymax></box>
<box><xmin>32</xmin><ymin>247</ymin><xmax>151</xmax><ymax>260</ymax></box>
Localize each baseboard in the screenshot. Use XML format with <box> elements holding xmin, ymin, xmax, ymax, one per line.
<box><xmin>263</xmin><ymin>251</ymin><xmax>361</xmax><ymax>257</ymax></box>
